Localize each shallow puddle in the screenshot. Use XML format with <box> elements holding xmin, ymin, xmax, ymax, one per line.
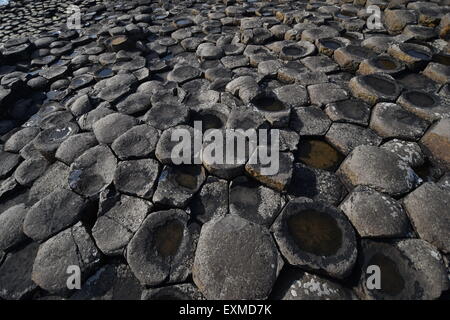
<box><xmin>368</xmin><ymin>253</ymin><xmax>405</xmax><ymax>296</ymax></box>
<box><xmin>287</xmin><ymin>209</ymin><xmax>342</xmax><ymax>257</ymax></box>
<box><xmin>282</xmin><ymin>45</ymin><xmax>305</xmax><ymax>57</ymax></box>
<box><xmin>375</xmin><ymin>57</ymin><xmax>398</xmax><ymax>70</ymax></box>
<box><xmin>404</xmin><ymin>91</ymin><xmax>435</xmax><ymax>108</ymax></box>
<box><xmin>363</xmin><ymin>75</ymin><xmax>396</xmax><ymax>95</ymax></box>
<box><xmin>154</xmin><ymin>220</ymin><xmax>184</xmax><ymax>258</ymax></box>
<box><xmin>253</xmin><ymin>96</ymin><xmax>285</xmax><ymax>112</ymax></box>
<box><xmin>405</xmin><ymin>49</ymin><xmax>430</xmax><ymax>60</ymax></box>
<box><xmin>297</xmin><ymin>139</ymin><xmax>344</xmax><ymax>171</ymax></box>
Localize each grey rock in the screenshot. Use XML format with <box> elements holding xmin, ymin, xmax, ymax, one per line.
<box><xmin>290</xmin><ymin>107</ymin><xmax>331</xmax><ymax>136</ymax></box>
<box><xmin>0</xmin><ymin>204</ymin><xmax>28</xmax><ymax>251</ymax></box>
<box><xmin>111</xmin><ymin>125</ymin><xmax>159</xmax><ymax>160</ymax></box>
<box><xmin>116</xmin><ymin>92</ymin><xmax>152</xmax><ymax>115</ymax></box>
<box><xmin>4</xmin><ymin>127</ymin><xmax>40</xmax><ymax>153</ymax></box>
<box><xmin>69</xmin><ymin>145</ymin><xmax>117</xmax><ymax>198</ymax></box>
<box><xmin>370</xmin><ymin>103</ymin><xmax>429</xmax><ymax>140</ymax></box>
<box><xmin>271</xmin><ymin>269</ymin><xmax>355</xmax><ymax>300</ymax></box>
<box><xmin>55</xmin><ymin>133</ymin><xmax>98</xmax><ymax>165</ymax></box>
<box><xmin>144</xmin><ymin>102</ymin><xmax>189</xmax><ymax>130</ymax></box>
<box><xmin>339</xmin><ymin>186</ymin><xmax>412</xmax><ymax>238</ymax></box>
<box><xmin>0</xmin><ymin>242</ymin><xmax>39</xmax><ymax>300</ymax></box>
<box><xmin>70</xmin><ymin>264</ymin><xmax>142</xmax><ymax>300</ymax></box>
<box><xmin>114</xmin><ymin>159</ymin><xmax>160</xmax><ymax>199</ymax></box>
<box><xmin>31</xmin><ymin>223</ymin><xmax>102</xmax><ymax>296</ymax></box>
<box><xmin>272</xmin><ymin>198</ymin><xmax>357</xmax><ymax>279</ymax></box>
<box><xmin>325</xmin><ymin>123</ymin><xmax>382</xmax><ymax>155</ymax></box>
<box><xmin>23</xmin><ymin>189</ymin><xmax>87</xmax><ymax>242</ymax></box>
<box><xmin>92</xmin><ymin>195</ymin><xmax>152</xmax><ymax>256</ymax></box>
<box><xmin>153</xmin><ymin>165</ymin><xmax>206</xmax><ymax>208</ymax></box>
<box><xmin>403</xmin><ymin>183</ymin><xmax>450</xmax><ymax>253</ymax></box>
<box><xmin>358</xmin><ymin>239</ymin><xmax>448</xmax><ymax>300</ymax></box>
<box><xmin>93</xmin><ymin>73</ymin><xmax>137</xmax><ymax>102</ymax></box>
<box><xmin>93</xmin><ymin>113</ymin><xmax>138</xmax><ymax>145</ymax></box>
<box><xmin>141</xmin><ymin>283</ymin><xmax>204</xmax><ymax>300</ymax></box>
<box><xmin>287</xmin><ymin>163</ymin><xmax>347</xmax><ymax>206</ymax></box>
<box><xmin>189</xmin><ymin>176</ymin><xmax>228</xmax><ymax>224</ymax></box>
<box><xmin>127</xmin><ymin>209</ymin><xmax>199</xmax><ymax>286</ymax></box>
<box><xmin>29</xmin><ymin>161</ymin><xmax>70</xmax><ymax>205</ymax></box>
<box><xmin>193</xmin><ymin>214</ymin><xmax>282</xmax><ymax>299</ymax></box>
<box><xmin>338</xmin><ymin>145</ymin><xmax>420</xmax><ymax>196</ymax></box>
<box><xmin>381</xmin><ymin>139</ymin><xmax>425</xmax><ymax>168</ymax></box>
<box><xmin>0</xmin><ymin>151</ymin><xmax>21</xmax><ymax>179</ymax></box>
<box><xmin>14</xmin><ymin>156</ymin><xmax>49</xmax><ymax>186</ymax></box>
<box><xmin>229</xmin><ymin>176</ymin><xmax>284</xmax><ymax>228</ymax></box>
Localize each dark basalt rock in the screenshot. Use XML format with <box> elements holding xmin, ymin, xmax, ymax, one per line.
<box><xmin>127</xmin><ymin>209</ymin><xmax>199</xmax><ymax>286</ymax></box>
<box><xmin>31</xmin><ymin>222</ymin><xmax>102</xmax><ymax>296</ymax></box>
<box><xmin>272</xmin><ymin>197</ymin><xmax>357</xmax><ymax>279</ymax></box>
<box><xmin>193</xmin><ymin>214</ymin><xmax>283</xmax><ymax>300</ymax></box>
<box><xmin>358</xmin><ymin>239</ymin><xmax>448</xmax><ymax>300</ymax></box>
<box><xmin>23</xmin><ymin>189</ymin><xmax>87</xmax><ymax>242</ymax></box>
<box><xmin>69</xmin><ymin>145</ymin><xmax>117</xmax><ymax>198</ymax></box>
<box><xmin>92</xmin><ymin>195</ymin><xmax>152</xmax><ymax>256</ymax></box>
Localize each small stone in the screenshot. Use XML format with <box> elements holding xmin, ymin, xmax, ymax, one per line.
<box><xmin>93</xmin><ymin>74</ymin><xmax>137</xmax><ymax>102</ymax></box>
<box><xmin>93</xmin><ymin>113</ymin><xmax>137</xmax><ymax>145</ymax></box>
<box><xmin>111</xmin><ymin>125</ymin><xmax>159</xmax><ymax>160</ymax></box>
<box><xmin>420</xmin><ymin>118</ymin><xmax>450</xmax><ymax>171</ymax></box>
<box><xmin>381</xmin><ymin>139</ymin><xmax>425</xmax><ymax>168</ymax></box>
<box><xmin>245</xmin><ymin>148</ymin><xmax>294</xmax><ymax>192</ymax></box>
<box><xmin>114</xmin><ymin>159</ymin><xmax>160</xmax><ymax>199</ymax></box>
<box><xmin>272</xmin><ymin>198</ymin><xmax>357</xmax><ymax>279</ymax></box>
<box><xmin>273</xmin><ymin>84</ymin><xmax>309</xmax><ymax>108</ymax></box>
<box><xmin>0</xmin><ymin>151</ymin><xmax>21</xmax><ymax>179</ymax></box>
<box><xmin>193</xmin><ymin>214</ymin><xmax>282</xmax><ymax>299</ymax></box>
<box><xmin>287</xmin><ymin>163</ymin><xmax>347</xmax><ymax>206</ymax></box>
<box><xmin>349</xmin><ymin>73</ymin><xmax>401</xmax><ymax>105</ymax></box>
<box><xmin>14</xmin><ymin>156</ymin><xmax>49</xmax><ymax>186</ymax></box>
<box><xmin>23</xmin><ymin>189</ymin><xmax>87</xmax><ymax>242</ymax></box>
<box><xmin>307</xmin><ymin>83</ymin><xmax>348</xmax><ymax>106</ymax></box>
<box><xmin>116</xmin><ymin>92</ymin><xmax>151</xmax><ymax>115</ymax></box>
<box><xmin>141</xmin><ymin>283</ymin><xmax>204</xmax><ymax>300</ymax></box>
<box><xmin>229</xmin><ymin>176</ymin><xmax>284</xmax><ymax>228</ymax></box>
<box><xmin>290</xmin><ymin>107</ymin><xmax>332</xmax><ymax>136</ymax></box>
<box><xmin>153</xmin><ymin>165</ymin><xmax>206</xmax><ymax>208</ymax></box>
<box><xmin>4</xmin><ymin>127</ymin><xmax>40</xmax><ymax>153</ymax></box>
<box><xmin>403</xmin><ymin>183</ymin><xmax>450</xmax><ymax>253</ymax></box>
<box><xmin>32</xmin><ymin>223</ymin><xmax>102</xmax><ymax>296</ymax></box>
<box><xmin>167</xmin><ymin>65</ymin><xmax>202</xmax><ymax>84</ymax></box>
<box><xmin>28</xmin><ymin>162</ymin><xmax>70</xmax><ymax>205</ymax></box>
<box><xmin>271</xmin><ymin>269</ymin><xmax>355</xmax><ymax>300</ymax></box>
<box><xmin>70</xmin><ymin>264</ymin><xmax>143</xmax><ymax>300</ymax></box>
<box><xmin>189</xmin><ymin>176</ymin><xmax>228</xmax><ymax>224</ymax></box>
<box><xmin>127</xmin><ymin>209</ymin><xmax>199</xmax><ymax>286</ymax></box>
<box><xmin>370</xmin><ymin>103</ymin><xmax>429</xmax><ymax>140</ymax></box>
<box><xmin>92</xmin><ymin>195</ymin><xmax>152</xmax><ymax>256</ymax></box>
<box><xmin>144</xmin><ymin>102</ymin><xmax>189</xmax><ymax>130</ymax></box>
<box><xmin>324</xmin><ymin>99</ymin><xmax>371</xmax><ymax>126</ymax></box>
<box><xmin>0</xmin><ymin>242</ymin><xmax>39</xmax><ymax>300</ymax></box>
<box><xmin>0</xmin><ymin>204</ymin><xmax>28</xmax><ymax>251</ymax></box>
<box><xmin>358</xmin><ymin>239</ymin><xmax>448</xmax><ymax>300</ymax></box>
<box><xmin>55</xmin><ymin>133</ymin><xmax>98</xmax><ymax>166</ymax></box>
<box><xmin>340</xmin><ymin>186</ymin><xmax>412</xmax><ymax>238</ymax></box>
<box><xmin>338</xmin><ymin>145</ymin><xmax>420</xmax><ymax>196</ymax></box>
<box><xmin>69</xmin><ymin>145</ymin><xmax>117</xmax><ymax>198</ymax></box>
